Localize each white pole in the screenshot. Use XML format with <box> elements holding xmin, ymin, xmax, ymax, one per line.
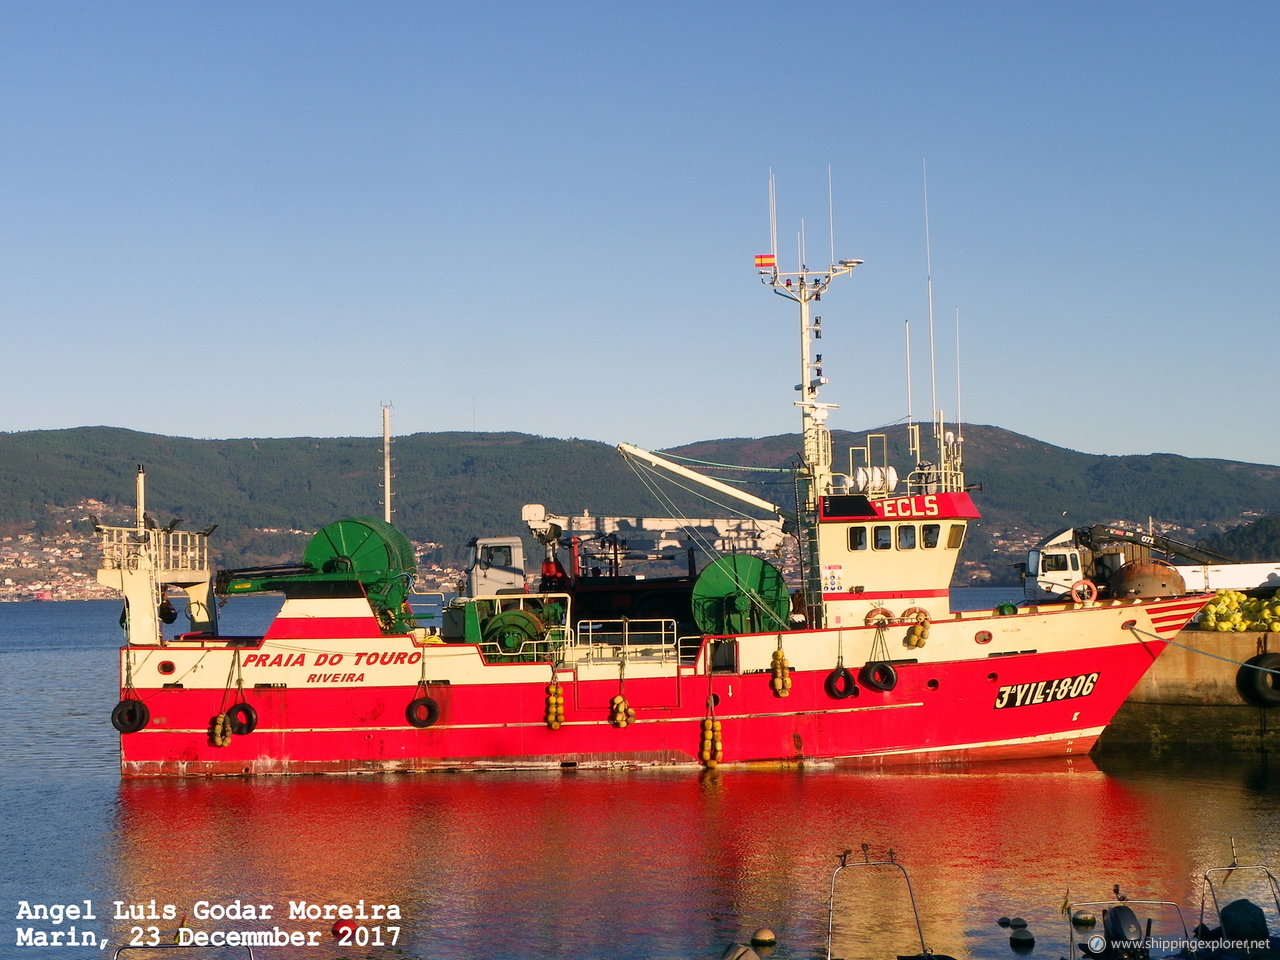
<box><xmin>135</xmin><ymin>465</ymin><xmax>145</xmax><ymax>530</ymax></box>
<box><xmin>381</xmin><ymin>404</ymin><xmax>393</xmax><ymax>524</ymax></box>
<box><xmin>769</xmin><ymin>169</ymin><xmax>778</xmax><ymax>261</ymax></box>
<box><xmin>954</xmin><ymin>306</ymin><xmax>963</xmax><ymax>440</ymax></box>
<box><xmin>905</xmin><ymin>320</ymin><xmax>913</xmax><ymax>425</ymax></box>
<box><xmin>827</xmin><ymin>164</ymin><xmax>836</xmax><ymax>267</ymax></box>
<box><xmin>922</xmin><ymin>159</ymin><xmax>938</xmax><ymax>426</ymax></box>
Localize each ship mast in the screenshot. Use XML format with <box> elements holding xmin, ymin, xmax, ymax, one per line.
<box><xmin>761</xmin><ymin>171</ymin><xmax>864</xmax><ymax>502</ymax></box>
<box><xmin>759</xmin><ymin>259</ymin><xmax>863</xmax><ymax>503</ymax></box>
<box><xmin>757</xmin><ymin>173</ymin><xmax>864</xmax><ymax>628</ymax></box>
<box><xmin>96</xmin><ymin>465</ymin><xmax>218</xmax><ymax>645</ymax></box>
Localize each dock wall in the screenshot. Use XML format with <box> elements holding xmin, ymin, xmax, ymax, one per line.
<box><xmin>1130</xmin><ymin>630</ymin><xmax>1272</xmax><ymax>705</ymax></box>
<box><xmin>1098</xmin><ymin>630</ymin><xmax>1277</xmax><ymax>754</ymax></box>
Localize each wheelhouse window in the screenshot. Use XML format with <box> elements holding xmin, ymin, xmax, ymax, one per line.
<box><xmin>897</xmin><ymin>525</ymin><xmax>917</xmax><ymax>549</ymax></box>
<box><xmin>922</xmin><ymin>523</ymin><xmax>940</xmax><ymax>548</ymax></box>
<box><xmin>947</xmin><ymin>524</ymin><xmax>966</xmax><ymax>549</ymax></box>
<box><xmin>873</xmin><ymin>525</ymin><xmax>892</xmax><ymax>550</ymax></box>
<box><xmin>848</xmin><ymin>526</ymin><xmax>868</xmax><ymax>551</ymax></box>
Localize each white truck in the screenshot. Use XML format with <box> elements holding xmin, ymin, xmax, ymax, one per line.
<box><xmin>1023</xmin><ymin>524</ymin><xmax>1280</xmax><ymax>603</ymax></box>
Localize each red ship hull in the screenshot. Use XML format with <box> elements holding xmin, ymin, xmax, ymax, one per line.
<box><xmin>117</xmin><ymin>595</ymin><xmax>1206</xmax><ymax>777</ymax></box>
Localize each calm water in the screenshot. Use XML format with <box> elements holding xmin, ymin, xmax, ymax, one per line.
<box><xmin>2</xmin><ymin>594</ymin><xmax>1277</xmax><ymax>960</ymax></box>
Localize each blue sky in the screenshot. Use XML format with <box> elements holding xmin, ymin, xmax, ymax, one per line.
<box><xmin>2</xmin><ymin>1</ymin><xmax>1276</xmax><ymax>465</ymax></box>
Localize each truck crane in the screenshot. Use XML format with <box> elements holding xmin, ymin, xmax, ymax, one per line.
<box><xmin>1023</xmin><ymin>524</ymin><xmax>1280</xmax><ymax>603</ymax></box>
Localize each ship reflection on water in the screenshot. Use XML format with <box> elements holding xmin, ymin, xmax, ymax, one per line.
<box><xmin>107</xmin><ymin>753</ymin><xmax>1279</xmax><ymax>960</ymax></box>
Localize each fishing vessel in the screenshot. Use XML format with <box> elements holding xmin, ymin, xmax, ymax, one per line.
<box><xmin>99</xmin><ymin>248</ymin><xmax>1208</xmax><ymax>777</ymax></box>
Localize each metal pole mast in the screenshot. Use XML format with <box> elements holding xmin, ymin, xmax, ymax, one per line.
<box><xmin>381</xmin><ymin>404</ymin><xmax>393</xmax><ymax>524</ymax></box>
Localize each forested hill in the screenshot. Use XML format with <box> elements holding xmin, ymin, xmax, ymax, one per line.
<box><xmin>1</xmin><ymin>425</ymin><xmax>1277</xmax><ymax>579</ymax></box>
<box><xmin>672</xmin><ymin>424</ymin><xmax>1280</xmax><ymax>569</ymax></box>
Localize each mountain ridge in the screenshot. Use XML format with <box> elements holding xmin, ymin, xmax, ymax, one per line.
<box><xmin>2</xmin><ymin>424</ymin><xmax>1277</xmax><ymax>583</ymax></box>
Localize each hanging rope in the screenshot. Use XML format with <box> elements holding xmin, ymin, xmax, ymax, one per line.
<box><xmin>868</xmin><ymin>623</ymin><xmax>892</xmax><ymax>665</ymax></box>
<box><xmin>622</xmin><ymin>454</ymin><xmax>794</xmax><ymax>629</ymax></box>
<box><xmin>610</xmin><ymin>652</ymin><xmax>635</xmax><ymax>727</ymax></box>
<box><xmin>624</xmin><ymin>453</ymin><xmax>770</xmax><ymax>527</ymax></box>
<box><xmin>208</xmin><ymin>649</ymin><xmax>246</xmax><ymax>747</ymax></box>
<box><xmin>216</xmin><ymin>648</ymin><xmax>246</xmax><ymax>714</ymax></box>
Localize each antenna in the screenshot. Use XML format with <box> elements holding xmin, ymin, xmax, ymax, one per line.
<box><xmin>904</xmin><ymin>319</ymin><xmax>913</xmax><ymax>424</ymax></box>
<box><xmin>827</xmin><ymin>164</ymin><xmax>836</xmax><ymax>267</ymax></box>
<box><xmin>768</xmin><ymin>169</ymin><xmax>779</xmax><ymax>263</ymax></box>
<box><xmin>954</xmin><ymin>306</ymin><xmax>963</xmax><ymax>443</ymax></box>
<box><xmin>381</xmin><ymin>403</ymin><xmax>394</xmax><ymax>524</ymax></box>
<box><xmin>922</xmin><ymin>159</ymin><xmax>940</xmax><ymax>454</ymax></box>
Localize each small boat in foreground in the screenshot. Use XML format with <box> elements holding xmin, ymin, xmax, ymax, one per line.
<box><xmin>824</xmin><ymin>846</ymin><xmax>956</xmax><ymax>960</ymax></box>
<box><xmin>719</xmin><ymin>846</ymin><xmax>956</xmax><ymax>960</ymax></box>
<box><xmin>98</xmin><ymin>241</ymin><xmax>1207</xmax><ymax>776</ymax></box>
<box><xmin>113</xmin><ymin>945</ymin><xmax>256</xmax><ymax>959</ymax></box>
<box><xmin>1066</xmin><ymin>843</ymin><xmax>1280</xmax><ymax>959</ymax></box>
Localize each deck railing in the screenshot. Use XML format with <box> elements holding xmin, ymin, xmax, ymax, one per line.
<box><xmin>575</xmin><ymin>618</ymin><xmax>680</xmax><ymax>663</ymax></box>
<box><xmin>99</xmin><ymin>526</ymin><xmax>210</xmax><ymax>574</ymax></box>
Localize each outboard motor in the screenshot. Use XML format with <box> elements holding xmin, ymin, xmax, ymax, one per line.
<box><xmin>1097</xmin><ymin>904</ymin><xmax>1150</xmax><ymax>960</ymax></box>
<box><xmin>1219</xmin><ymin>898</ymin><xmax>1271</xmax><ymax>950</ymax></box>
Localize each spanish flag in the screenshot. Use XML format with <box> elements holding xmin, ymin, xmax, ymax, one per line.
<box><xmin>754</xmin><ymin>253</ymin><xmax>776</xmax><ymax>268</ymax></box>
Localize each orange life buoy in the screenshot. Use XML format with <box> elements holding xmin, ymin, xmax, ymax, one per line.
<box><xmin>1070</xmin><ymin>579</ymin><xmax>1098</xmax><ymax>603</ymax></box>
<box><xmin>899</xmin><ymin>606</ymin><xmax>931</xmax><ymax>624</ymax></box>
<box><xmin>864</xmin><ymin>607</ymin><xmax>895</xmax><ymax>626</ymax></box>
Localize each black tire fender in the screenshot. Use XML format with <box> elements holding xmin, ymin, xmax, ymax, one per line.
<box><xmin>406</xmin><ymin>696</ymin><xmax>440</xmax><ymax>728</ymax></box>
<box><xmin>111</xmin><ymin>699</ymin><xmax>150</xmax><ymax>734</ymax></box>
<box><xmin>226</xmin><ymin>702</ymin><xmax>258</xmax><ymax>735</ymax></box>
<box><xmin>861</xmin><ymin>661</ymin><xmax>898</xmax><ymax>692</ymax></box>
<box><xmin>824</xmin><ymin>667</ymin><xmax>858</xmax><ymax>700</ymax></box>
<box><xmin>1236</xmin><ymin>653</ymin><xmax>1280</xmax><ymax>709</ymax></box>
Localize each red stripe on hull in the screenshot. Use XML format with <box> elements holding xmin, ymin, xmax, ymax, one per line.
<box><xmin>119</xmin><ymin>638</ymin><xmax>1163</xmax><ymax>777</ymax></box>
<box><xmin>1145</xmin><ymin>596</ymin><xmax>1214</xmax><ymax>634</ymax></box>
<box><xmin>264</xmin><ymin>616</ymin><xmax>384</xmax><ymax>640</ymax></box>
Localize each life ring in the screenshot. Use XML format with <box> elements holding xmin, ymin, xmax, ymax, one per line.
<box><xmin>864</xmin><ymin>607</ymin><xmax>895</xmax><ymax>626</ymax></box>
<box><xmin>824</xmin><ymin>667</ymin><xmax>858</xmax><ymax>700</ymax></box>
<box><xmin>226</xmin><ymin>702</ymin><xmax>258</xmax><ymax>735</ymax></box>
<box><xmin>111</xmin><ymin>699</ymin><xmax>149</xmax><ymax>734</ymax></box>
<box><xmin>861</xmin><ymin>661</ymin><xmax>898</xmax><ymax>692</ymax></box>
<box><xmin>1070</xmin><ymin>580</ymin><xmax>1098</xmax><ymax>603</ymax></box>
<box><xmin>899</xmin><ymin>606</ymin><xmax>930</xmax><ymax>624</ymax></box>
<box><xmin>1235</xmin><ymin>653</ymin><xmax>1280</xmax><ymax>709</ymax></box>
<box><xmin>406</xmin><ymin>696</ymin><xmax>440</xmax><ymax>728</ymax></box>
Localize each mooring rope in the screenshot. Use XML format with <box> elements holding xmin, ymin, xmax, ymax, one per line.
<box><xmin>1126</xmin><ymin>624</ymin><xmax>1280</xmax><ymax>676</ymax></box>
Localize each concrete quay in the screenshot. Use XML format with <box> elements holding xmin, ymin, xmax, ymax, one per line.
<box><xmin>1100</xmin><ymin>629</ymin><xmax>1277</xmax><ymax>753</ymax></box>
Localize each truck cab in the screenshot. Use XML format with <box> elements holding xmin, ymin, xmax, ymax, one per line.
<box><xmin>464</xmin><ymin>536</ymin><xmax>527</xmax><ymax>595</ymax></box>
<box><xmin>1024</xmin><ymin>530</ymin><xmax>1085</xmax><ymax>602</ymax></box>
